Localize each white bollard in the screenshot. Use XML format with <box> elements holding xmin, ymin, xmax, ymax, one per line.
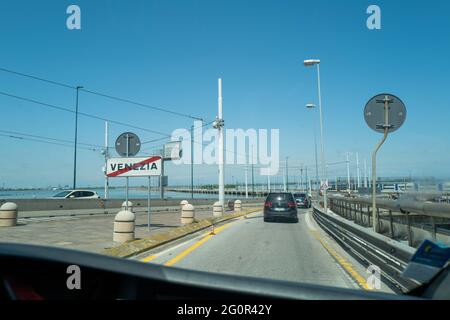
<box><xmin>0</xmin><ymin>202</ymin><xmax>18</xmax><ymax>227</ymax></box>
<box><xmin>121</xmin><ymin>201</ymin><xmax>134</xmax><ymax>212</ymax></box>
<box><xmin>234</xmin><ymin>199</ymin><xmax>242</xmax><ymax>212</ymax></box>
<box><xmin>113</xmin><ymin>210</ymin><xmax>136</xmax><ymax>243</ymax></box>
<box><xmin>181</xmin><ymin>204</ymin><xmax>195</xmax><ymax>225</ymax></box>
<box><xmin>180</xmin><ymin>200</ymin><xmax>189</xmax><ymax>212</ymax></box>
<box><xmin>213</xmin><ymin>201</ymin><xmax>223</xmax><ymax>218</ymax></box>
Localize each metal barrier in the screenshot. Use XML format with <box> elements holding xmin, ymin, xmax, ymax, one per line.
<box><xmin>328</xmin><ymin>195</ymin><xmax>450</xmax><ymax>247</ymax></box>
<box><xmin>312</xmin><ymin>206</ymin><xmax>419</xmax><ymax>293</ymax></box>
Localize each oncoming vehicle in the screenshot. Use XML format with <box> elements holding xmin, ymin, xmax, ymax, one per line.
<box><xmin>293</xmin><ymin>193</ymin><xmax>311</xmax><ymax>208</ymax></box>
<box><xmin>264</xmin><ymin>192</ymin><xmax>298</xmax><ymax>223</ymax></box>
<box><xmin>51</xmin><ymin>190</ymin><xmax>100</xmax><ymax>199</ymax></box>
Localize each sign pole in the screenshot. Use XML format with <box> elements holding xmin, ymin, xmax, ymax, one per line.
<box><xmin>371</xmin><ymin>95</ymin><xmax>392</xmax><ymax>232</ymax></box>
<box><xmin>148</xmin><ymin>176</ymin><xmax>151</xmax><ymax>230</ymax></box>
<box><xmin>125</xmin><ymin>133</ymin><xmax>129</xmax><ymax>211</ymax></box>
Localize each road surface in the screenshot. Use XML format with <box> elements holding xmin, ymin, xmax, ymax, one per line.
<box><xmin>136</xmin><ymin>208</ymin><xmax>395</xmax><ymax>293</ymax></box>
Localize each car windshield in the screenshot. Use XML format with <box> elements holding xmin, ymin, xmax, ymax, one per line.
<box><xmin>0</xmin><ymin>0</ymin><xmax>449</xmax><ymax>302</ymax></box>
<box><xmin>52</xmin><ymin>191</ymin><xmax>71</xmax><ymax>198</ymax></box>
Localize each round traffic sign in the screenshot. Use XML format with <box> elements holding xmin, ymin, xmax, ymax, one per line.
<box><xmin>364</xmin><ymin>94</ymin><xmax>406</xmax><ymax>133</ymax></box>
<box><xmin>115</xmin><ymin>132</ymin><xmax>141</xmax><ymax>157</ymax></box>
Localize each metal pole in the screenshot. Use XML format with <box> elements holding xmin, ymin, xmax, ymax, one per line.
<box><xmin>160</xmin><ymin>160</ymin><xmax>165</xmax><ymax>199</ymax></box>
<box><xmin>191</xmin><ymin>124</ymin><xmax>194</xmax><ymax>200</ymax></box>
<box><xmin>364</xmin><ymin>158</ymin><xmax>368</xmax><ymax>188</ymax></box>
<box><xmin>148</xmin><ymin>176</ymin><xmax>151</xmax><ymax>230</ymax></box>
<box><xmin>372</xmin><ymin>95</ymin><xmax>391</xmax><ymax>232</ymax></box>
<box><xmin>245</xmin><ymin>164</ymin><xmax>249</xmax><ymax>198</ymax></box>
<box><xmin>251</xmin><ymin>148</ymin><xmax>255</xmax><ymax>197</ymax></box>
<box><xmin>356</xmin><ymin>152</ymin><xmax>361</xmax><ymax>189</ymax></box>
<box><xmin>316</xmin><ymin>64</ymin><xmax>327</xmax><ymax>210</ymax></box>
<box><xmin>346</xmin><ymin>152</ymin><xmax>351</xmax><ymax>192</ymax></box>
<box><xmin>73</xmin><ymin>86</ymin><xmax>82</xmax><ymax>189</ymax></box>
<box><xmin>285</xmin><ymin>157</ymin><xmax>289</xmax><ymax>191</ymax></box>
<box><xmin>125</xmin><ymin>133</ymin><xmax>129</xmax><ymax>211</ymax></box>
<box><xmin>218</xmin><ymin>78</ymin><xmax>225</xmax><ymax>209</ymax></box>
<box><xmin>104</xmin><ymin>121</ymin><xmax>109</xmax><ymax>199</ymax></box>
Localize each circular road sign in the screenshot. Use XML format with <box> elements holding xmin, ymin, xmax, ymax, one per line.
<box><xmin>115</xmin><ymin>132</ymin><xmax>141</xmax><ymax>157</ymax></box>
<box><xmin>364</xmin><ymin>94</ymin><xmax>406</xmax><ymax>133</ymax></box>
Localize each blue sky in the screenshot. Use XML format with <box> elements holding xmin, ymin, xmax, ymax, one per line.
<box><xmin>0</xmin><ymin>0</ymin><xmax>449</xmax><ymax>188</ymax></box>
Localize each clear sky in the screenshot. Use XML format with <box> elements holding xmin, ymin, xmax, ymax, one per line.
<box><xmin>0</xmin><ymin>0</ymin><xmax>449</xmax><ymax>188</ymax></box>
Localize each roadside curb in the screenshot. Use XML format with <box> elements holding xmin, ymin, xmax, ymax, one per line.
<box><xmin>101</xmin><ymin>207</ymin><xmax>262</xmax><ymax>258</ymax></box>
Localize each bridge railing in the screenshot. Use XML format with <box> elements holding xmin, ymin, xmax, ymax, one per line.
<box><xmin>328</xmin><ymin>195</ymin><xmax>450</xmax><ymax>247</ymax></box>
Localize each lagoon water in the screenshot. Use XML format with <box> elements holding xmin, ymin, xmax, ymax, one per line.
<box><xmin>0</xmin><ymin>188</ymin><xmax>245</xmax><ymax>200</ymax></box>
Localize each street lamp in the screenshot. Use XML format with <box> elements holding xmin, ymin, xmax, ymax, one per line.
<box><xmin>305</xmin><ymin>103</ymin><xmax>319</xmax><ymax>195</ymax></box>
<box><xmin>304</xmin><ymin>59</ymin><xmax>328</xmax><ymax>210</ymax></box>
<box><xmin>73</xmin><ymin>85</ymin><xmax>83</xmax><ymax>190</ymax></box>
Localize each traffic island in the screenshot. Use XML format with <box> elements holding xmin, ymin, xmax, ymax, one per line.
<box><xmin>102</xmin><ymin>207</ymin><xmax>261</xmax><ymax>258</ymax></box>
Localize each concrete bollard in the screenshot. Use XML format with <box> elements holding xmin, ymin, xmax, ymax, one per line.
<box><xmin>0</xmin><ymin>202</ymin><xmax>18</xmax><ymax>227</ymax></box>
<box><xmin>113</xmin><ymin>210</ymin><xmax>136</xmax><ymax>243</ymax></box>
<box><xmin>213</xmin><ymin>201</ymin><xmax>223</xmax><ymax>218</ymax></box>
<box><xmin>234</xmin><ymin>200</ymin><xmax>242</xmax><ymax>212</ymax></box>
<box><xmin>180</xmin><ymin>200</ymin><xmax>189</xmax><ymax>212</ymax></box>
<box><xmin>181</xmin><ymin>204</ymin><xmax>195</xmax><ymax>225</ymax></box>
<box><xmin>121</xmin><ymin>201</ymin><xmax>134</xmax><ymax>212</ymax></box>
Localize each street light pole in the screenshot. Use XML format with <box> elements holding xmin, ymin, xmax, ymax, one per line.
<box><xmin>305</xmin><ymin>59</ymin><xmax>327</xmax><ymax>210</ymax></box>
<box><xmin>73</xmin><ymin>85</ymin><xmax>83</xmax><ymax>190</ymax></box>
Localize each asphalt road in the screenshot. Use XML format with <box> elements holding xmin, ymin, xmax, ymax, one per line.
<box><xmin>136</xmin><ymin>208</ymin><xmax>395</xmax><ymax>293</ymax></box>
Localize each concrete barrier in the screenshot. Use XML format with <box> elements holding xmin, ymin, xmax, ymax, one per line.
<box><xmin>181</xmin><ymin>204</ymin><xmax>195</xmax><ymax>225</ymax></box>
<box><xmin>0</xmin><ymin>202</ymin><xmax>18</xmax><ymax>227</ymax></box>
<box><xmin>180</xmin><ymin>200</ymin><xmax>189</xmax><ymax>212</ymax></box>
<box><xmin>213</xmin><ymin>201</ymin><xmax>223</xmax><ymax>217</ymax></box>
<box><xmin>121</xmin><ymin>201</ymin><xmax>134</xmax><ymax>212</ymax></box>
<box><xmin>234</xmin><ymin>200</ymin><xmax>242</xmax><ymax>212</ymax></box>
<box><xmin>113</xmin><ymin>210</ymin><xmax>135</xmax><ymax>243</ymax></box>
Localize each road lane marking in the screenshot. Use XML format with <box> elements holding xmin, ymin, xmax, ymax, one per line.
<box><xmin>309</xmin><ymin>229</ymin><xmax>371</xmax><ymax>290</ymax></box>
<box><xmin>141</xmin><ymin>255</ymin><xmax>158</xmax><ymax>262</ymax></box>
<box><xmin>140</xmin><ymin>209</ymin><xmax>262</xmax><ymax>264</ymax></box>
<box><xmin>164</xmin><ymin>223</ymin><xmax>232</xmax><ymax>266</ymax></box>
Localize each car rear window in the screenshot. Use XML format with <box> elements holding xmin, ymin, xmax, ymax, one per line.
<box><xmin>266</xmin><ymin>193</ymin><xmax>295</xmax><ymax>202</ymax></box>
<box><xmin>294</xmin><ymin>193</ymin><xmax>306</xmax><ymax>198</ymax></box>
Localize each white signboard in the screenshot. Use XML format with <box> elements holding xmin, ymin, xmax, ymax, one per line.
<box><xmin>106</xmin><ymin>156</ymin><xmax>161</xmax><ymax>178</ymax></box>
<box><xmin>164</xmin><ymin>141</ymin><xmax>182</xmax><ymax>160</ymax></box>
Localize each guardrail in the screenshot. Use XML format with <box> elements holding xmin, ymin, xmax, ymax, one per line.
<box><xmin>328</xmin><ymin>195</ymin><xmax>450</xmax><ymax>247</ymax></box>
<box><xmin>312</xmin><ymin>206</ymin><xmax>419</xmax><ymax>293</ymax></box>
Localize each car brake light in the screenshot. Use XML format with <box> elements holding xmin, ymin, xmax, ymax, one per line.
<box><xmin>264</xmin><ymin>201</ymin><xmax>272</xmax><ymax>207</ymax></box>
<box><xmin>288</xmin><ymin>201</ymin><xmax>296</xmax><ymax>208</ymax></box>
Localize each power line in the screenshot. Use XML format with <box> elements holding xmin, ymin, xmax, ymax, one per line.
<box><xmin>0</xmin><ymin>90</ymin><xmax>171</xmax><ymax>137</ymax></box>
<box><xmin>0</xmin><ymin>66</ymin><xmax>205</xmax><ymax>121</ymax></box>
<box><xmin>0</xmin><ymin>133</ymin><xmax>100</xmax><ymax>152</ymax></box>
<box><xmin>0</xmin><ymin>129</ymin><xmax>108</xmax><ymax>150</ymax></box>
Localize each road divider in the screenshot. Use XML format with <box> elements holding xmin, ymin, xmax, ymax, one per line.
<box><xmin>102</xmin><ymin>207</ymin><xmax>262</xmax><ymax>258</ymax></box>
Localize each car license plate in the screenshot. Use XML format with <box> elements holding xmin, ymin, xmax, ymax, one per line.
<box><xmin>274</xmin><ymin>208</ymin><xmax>285</xmax><ymax>211</ymax></box>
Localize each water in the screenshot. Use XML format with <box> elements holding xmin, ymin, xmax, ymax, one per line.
<box><xmin>0</xmin><ymin>188</ymin><xmax>246</xmax><ymax>200</ymax></box>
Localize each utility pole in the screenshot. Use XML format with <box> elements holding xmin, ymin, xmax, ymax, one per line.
<box><xmin>364</xmin><ymin>158</ymin><xmax>368</xmax><ymax>188</ymax></box>
<box><xmin>285</xmin><ymin>157</ymin><xmax>289</xmax><ymax>191</ymax></box>
<box><xmin>104</xmin><ymin>121</ymin><xmax>109</xmax><ymax>199</ymax></box>
<box><xmin>356</xmin><ymin>152</ymin><xmax>361</xmax><ymax>190</ymax></box>
<box><xmin>214</xmin><ymin>78</ymin><xmax>225</xmax><ymax>210</ymax></box>
<box><xmin>245</xmin><ymin>164</ymin><xmax>249</xmax><ymax>198</ymax></box>
<box><xmin>300</xmin><ymin>165</ymin><xmax>304</xmax><ymax>192</ymax></box>
<box><xmin>190</xmin><ymin>124</ymin><xmax>194</xmax><ymax>200</ymax></box>
<box><xmin>251</xmin><ymin>147</ymin><xmax>255</xmax><ymax>197</ymax></box>
<box><xmin>346</xmin><ymin>152</ymin><xmax>351</xmax><ymax>192</ymax></box>
<box><xmin>73</xmin><ymin>85</ymin><xmax>83</xmax><ymax>189</ymax></box>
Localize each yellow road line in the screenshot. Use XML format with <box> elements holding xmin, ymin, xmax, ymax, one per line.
<box><xmin>141</xmin><ymin>255</ymin><xmax>158</xmax><ymax>262</ymax></box>
<box><xmin>310</xmin><ymin>230</ymin><xmax>371</xmax><ymax>290</ymax></box>
<box><xmin>164</xmin><ymin>223</ymin><xmax>232</xmax><ymax>266</ymax></box>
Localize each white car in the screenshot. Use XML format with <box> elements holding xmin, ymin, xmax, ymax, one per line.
<box><xmin>51</xmin><ymin>190</ymin><xmax>100</xmax><ymax>199</ymax></box>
